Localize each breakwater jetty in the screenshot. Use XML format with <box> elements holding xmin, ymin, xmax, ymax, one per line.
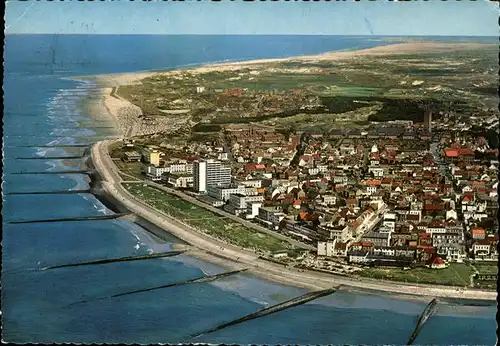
<box><xmin>112</xmin><ymin>268</ymin><xmax>248</xmax><ymax>298</ymax></box>
<box><xmin>6</xmin><ymin>189</ymin><xmax>92</xmax><ymax>195</ymax></box>
<box><xmin>70</xmin><ymin>269</ymin><xmax>248</xmax><ymax>306</ymax></box>
<box><xmin>406</xmin><ymin>298</ymin><xmax>439</xmax><ymax>345</ymax></box>
<box><xmin>192</xmin><ymin>287</ymin><xmax>339</xmax><ymax>338</ymax></box>
<box><xmin>10</xmin><ymin>170</ymin><xmax>94</xmax><ymax>175</ymax></box>
<box><xmin>17</xmin><ymin>144</ymin><xmax>92</xmax><ymax>148</ymax></box>
<box><xmin>41</xmin><ymin>250</ymin><xmax>186</xmax><ymax>270</ymax></box>
<box><xmin>8</xmin><ymin>213</ymin><xmax>129</xmax><ymax>224</ymax></box>
<box><xmin>14</xmin><ymin>155</ymin><xmax>85</xmax><ymax>160</ymax></box>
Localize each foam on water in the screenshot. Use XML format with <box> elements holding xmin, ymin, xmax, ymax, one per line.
<box><xmin>46</xmin><ymin>88</ymin><xmax>88</xmax><ymax>123</ymax></box>
<box><xmin>35</xmin><ymin>147</ymin><xmax>69</xmax><ymax>157</ymax></box>
<box><xmin>170</xmin><ymin>255</ymin><xmax>226</xmax><ymax>276</ymax></box>
<box><xmin>112</xmin><ymin>219</ymin><xmax>167</xmax><ymax>255</ymax></box>
<box><xmin>45</xmin><ymin>161</ymin><xmax>57</xmax><ymax>171</ymax></box>
<box><xmin>79</xmin><ymin>194</ymin><xmax>112</xmax><ymax>215</ymax></box>
<box><xmin>60</xmin><ymin>174</ymin><xmax>90</xmax><ymax>191</ymax></box>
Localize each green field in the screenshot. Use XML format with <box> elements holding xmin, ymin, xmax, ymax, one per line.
<box><xmin>122</xmin><ymin>183</ymin><xmax>291</xmax><ymax>253</ymax></box>
<box><xmin>474</xmin><ymin>263</ymin><xmax>498</xmax><ymax>275</ymax></box>
<box><xmin>472</xmin><ymin>262</ymin><xmax>498</xmax><ymax>289</ymax></box>
<box><xmin>114</xmin><ymin>161</ymin><xmax>144</xmax><ymax>180</ymax></box>
<box><xmin>359</xmin><ymin>263</ymin><xmax>475</xmax><ymax>287</ymax></box>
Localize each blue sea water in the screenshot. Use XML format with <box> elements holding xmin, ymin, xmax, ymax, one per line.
<box><xmin>2</xmin><ymin>35</ymin><xmax>497</xmax><ymax>344</ymax></box>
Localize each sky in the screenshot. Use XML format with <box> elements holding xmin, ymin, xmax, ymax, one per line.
<box><xmin>5</xmin><ymin>0</ymin><xmax>499</xmax><ymax>36</ymax></box>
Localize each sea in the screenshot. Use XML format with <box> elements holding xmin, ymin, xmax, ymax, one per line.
<box><xmin>2</xmin><ymin>35</ymin><xmax>497</xmax><ymax>344</ymax></box>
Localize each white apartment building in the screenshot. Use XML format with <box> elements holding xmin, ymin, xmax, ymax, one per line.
<box><xmin>324</xmin><ymin>225</ymin><xmax>351</xmax><ymax>243</ymax></box>
<box><xmin>145</xmin><ymin>165</ymin><xmax>170</xmax><ymax>181</ymax></box>
<box><xmin>164</xmin><ymin>173</ymin><xmax>193</xmax><ymax>188</ymax></box>
<box><xmin>244</xmin><ymin>187</ymin><xmax>259</xmax><ymax>196</ymax></box>
<box><xmin>308</xmin><ymin>167</ymin><xmax>320</xmax><ymax>176</ymax></box>
<box><xmin>425</xmin><ymin>225</ymin><xmax>447</xmax><ymax>235</ymax></box>
<box><xmin>218</xmin><ymin>152</ymin><xmax>229</xmax><ymax>161</ymax></box>
<box><xmin>237</xmin><ymin>180</ymin><xmax>262</xmax><ymax>188</ymax></box>
<box><xmin>193</xmin><ymin>161</ymin><xmax>207</xmax><ymax>192</ymax></box>
<box><xmin>368</xmin><ymin>167</ymin><xmax>385</xmax><ymax>177</ymax></box>
<box><xmin>317</xmin><ymin>238</ymin><xmax>348</xmax><ymax>257</ymax></box>
<box><xmin>258</xmin><ymin>206</ymin><xmax>285</xmax><ymax>226</ymax></box>
<box><xmin>317</xmin><ymin>164</ymin><xmax>329</xmax><ymax>173</ymax></box>
<box><xmin>322</xmin><ymin>195</ymin><xmax>337</xmax><ymax>206</ymax></box>
<box><xmin>246</xmin><ymin>202</ymin><xmax>263</xmax><ymax>219</ymax></box>
<box><xmin>167</xmin><ymin>162</ymin><xmax>193</xmax><ymax>175</ymax></box>
<box><xmin>383</xmin><ymin>212</ymin><xmax>397</xmax><ymax>233</ymax></box>
<box><xmin>207</xmin><ymin>185</ymin><xmax>245</xmax><ymax>201</ymax></box>
<box><xmin>229</xmin><ymin>194</ymin><xmax>265</xmax><ymax>210</ymax></box>
<box><xmin>193</xmin><ymin>159</ymin><xmax>231</xmax><ymax>193</ymax></box>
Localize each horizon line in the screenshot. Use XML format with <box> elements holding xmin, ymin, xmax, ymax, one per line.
<box><xmin>5</xmin><ymin>33</ymin><xmax>498</xmax><ymax>38</ymax></box>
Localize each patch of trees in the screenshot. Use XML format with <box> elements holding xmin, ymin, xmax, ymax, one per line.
<box><xmin>475</xmin><ymin>150</ymin><xmax>498</xmax><ymax>161</ymax></box>
<box><xmin>470</xmin><ymin>126</ymin><xmax>499</xmax><ymax>149</ymax></box>
<box><xmin>321</xmin><ymin>96</ymin><xmax>423</xmax><ymax>121</ymax></box>
<box><xmin>209</xmin><ymin>106</ymin><xmax>328</xmax><ymax>125</ymax></box>
<box><xmin>191</xmin><ymin>123</ymin><xmax>222</xmax><ymax>132</ymax></box>
<box><xmin>475</xmin><ymin>87</ymin><xmax>498</xmax><ymax>96</ymax></box>
<box><xmin>320</xmin><ymin>96</ymin><xmax>371</xmax><ymax>113</ymax></box>
<box><xmin>322</xmin><ymin>95</ymin><xmax>475</xmax><ymax>123</ymax></box>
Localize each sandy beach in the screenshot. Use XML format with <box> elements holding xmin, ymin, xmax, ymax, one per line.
<box><xmin>87</xmin><ymin>41</ymin><xmax>497</xmax><ymax>301</ymax></box>
<box><xmin>89</xmin><ymin>86</ymin><xmax>192</xmax><ymax>138</ymax></box>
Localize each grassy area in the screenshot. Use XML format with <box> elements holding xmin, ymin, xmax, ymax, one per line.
<box><xmin>108</xmin><ymin>141</ymin><xmax>123</xmax><ymax>153</ymax></box>
<box><xmin>475</xmin><ymin>280</ymin><xmax>497</xmax><ymax>289</ymax></box>
<box><xmin>359</xmin><ymin>263</ymin><xmax>475</xmax><ymax>287</ymax></box>
<box><xmin>117</xmin><ymin>171</ymin><xmax>139</xmax><ymax>181</ymax></box>
<box><xmin>473</xmin><ymin>263</ymin><xmax>498</xmax><ymax>275</ymax></box>
<box><xmin>114</xmin><ymin>161</ymin><xmax>144</xmax><ymax>180</ymax></box>
<box><xmin>472</xmin><ymin>262</ymin><xmax>498</xmax><ymax>289</ymax></box>
<box><xmin>122</xmin><ymin>183</ymin><xmax>291</xmax><ymax>253</ymax></box>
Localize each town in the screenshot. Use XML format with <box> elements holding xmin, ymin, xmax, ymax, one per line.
<box><xmin>112</xmin><ymin>108</ymin><xmax>498</xmax><ymax>290</ymax></box>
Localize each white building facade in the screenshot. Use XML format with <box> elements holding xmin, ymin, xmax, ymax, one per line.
<box><xmin>193</xmin><ymin>159</ymin><xmax>232</xmax><ymax>193</ymax></box>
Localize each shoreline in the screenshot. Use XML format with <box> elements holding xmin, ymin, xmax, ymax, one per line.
<box><xmin>89</xmin><ymin>139</ymin><xmax>496</xmax><ymax>302</ymax></box>
<box><xmin>85</xmin><ymin>41</ymin><xmax>496</xmax><ymax>302</ymax></box>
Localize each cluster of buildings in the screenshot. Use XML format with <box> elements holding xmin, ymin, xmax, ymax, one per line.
<box><xmin>433</xmin><ymin>107</ymin><xmax>498</xmax><ymax>132</ymax></box>
<box><xmin>123</xmin><ymin>115</ymin><xmax>498</xmax><ymax>270</ymax></box>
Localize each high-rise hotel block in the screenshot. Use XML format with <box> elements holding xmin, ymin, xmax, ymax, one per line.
<box><xmin>424</xmin><ymin>110</ymin><xmax>432</xmax><ymax>133</ymax></box>
<box><xmin>193</xmin><ymin>159</ymin><xmax>231</xmax><ymax>193</ymax></box>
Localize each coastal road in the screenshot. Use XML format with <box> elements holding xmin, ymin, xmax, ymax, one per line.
<box><xmin>91</xmin><ymin>140</ymin><xmax>496</xmax><ymax>301</ymax></box>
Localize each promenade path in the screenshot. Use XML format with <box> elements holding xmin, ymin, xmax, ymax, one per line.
<box><xmin>91</xmin><ymin>140</ymin><xmax>497</xmax><ymax>301</ymax></box>
<box><xmin>142</xmin><ymin>180</ymin><xmax>315</xmax><ymax>251</ymax></box>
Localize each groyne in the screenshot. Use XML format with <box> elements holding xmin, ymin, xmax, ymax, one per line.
<box><xmin>406</xmin><ymin>298</ymin><xmax>439</xmax><ymax>345</ymax></box>
<box><xmin>192</xmin><ymin>287</ymin><xmax>339</xmax><ymax>338</ymax></box>
<box><xmin>10</xmin><ymin>170</ymin><xmax>94</xmax><ymax>175</ymax></box>
<box><xmin>41</xmin><ymin>250</ymin><xmax>186</xmax><ymax>270</ymax></box>
<box><xmin>111</xmin><ymin>268</ymin><xmax>249</xmax><ymax>298</ymax></box>
<box><xmin>68</xmin><ymin>268</ymin><xmax>247</xmax><ymax>307</ymax></box>
<box><xmin>8</xmin><ymin>213</ymin><xmax>129</xmax><ymax>224</ymax></box>
<box><xmin>17</xmin><ymin>144</ymin><xmax>92</xmax><ymax>148</ymax></box>
<box><xmin>6</xmin><ymin>189</ymin><xmax>92</xmax><ymax>195</ymax></box>
<box><xmin>14</xmin><ymin>155</ymin><xmax>85</xmax><ymax>160</ymax></box>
